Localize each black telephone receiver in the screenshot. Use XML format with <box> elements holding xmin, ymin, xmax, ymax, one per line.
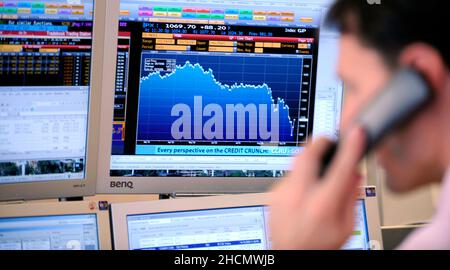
<box><xmin>319</xmin><ymin>67</ymin><xmax>433</xmax><ymax>177</ymax></box>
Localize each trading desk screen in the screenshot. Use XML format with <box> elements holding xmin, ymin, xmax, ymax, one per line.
<box><xmin>125</xmin><ymin>200</ymin><xmax>370</xmax><ymax>250</ymax></box>
<box><xmin>0</xmin><ymin>214</ymin><xmax>99</xmax><ymax>250</ymax></box>
<box><xmin>110</xmin><ymin>0</ymin><xmax>343</xmax><ymax>178</ymax></box>
<box><xmin>0</xmin><ymin>0</ymin><xmax>94</xmax><ymax>184</ymax></box>
<box><xmin>127</xmin><ymin>206</ymin><xmax>271</xmax><ymax>250</ymax></box>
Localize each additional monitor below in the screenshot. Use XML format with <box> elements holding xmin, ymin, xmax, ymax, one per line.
<box><xmin>125</xmin><ymin>200</ymin><xmax>370</xmax><ymax>250</ymax></box>
<box><xmin>127</xmin><ymin>206</ymin><xmax>270</xmax><ymax>250</ymax></box>
<box><xmin>0</xmin><ymin>214</ymin><xmax>100</xmax><ymax>250</ymax></box>
<box><xmin>342</xmin><ymin>200</ymin><xmax>371</xmax><ymax>250</ymax></box>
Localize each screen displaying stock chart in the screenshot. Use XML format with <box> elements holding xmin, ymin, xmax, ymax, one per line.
<box><xmin>109</xmin><ymin>0</ymin><xmax>343</xmax><ymax>178</ymax></box>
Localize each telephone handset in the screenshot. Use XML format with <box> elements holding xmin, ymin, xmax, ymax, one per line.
<box><xmin>319</xmin><ymin>68</ymin><xmax>433</xmax><ymax>177</ymax></box>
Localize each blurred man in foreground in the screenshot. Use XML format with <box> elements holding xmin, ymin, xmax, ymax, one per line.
<box><xmin>269</xmin><ymin>0</ymin><xmax>450</xmax><ymax>250</ymax></box>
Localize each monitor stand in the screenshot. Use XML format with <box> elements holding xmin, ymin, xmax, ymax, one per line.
<box><xmin>59</xmin><ymin>197</ymin><xmax>84</xmax><ymax>202</ymax></box>
<box><xmin>159</xmin><ymin>193</ymin><xmax>229</xmax><ymax>200</ymax></box>
<box><xmin>0</xmin><ymin>199</ymin><xmax>26</xmax><ymax>205</ymax></box>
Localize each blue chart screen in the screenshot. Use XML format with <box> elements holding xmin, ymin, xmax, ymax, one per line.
<box><xmin>137</xmin><ymin>52</ymin><xmax>304</xmax><ymax>145</ymax></box>
<box><xmin>109</xmin><ymin>0</ymin><xmax>345</xmax><ymax>177</ymax></box>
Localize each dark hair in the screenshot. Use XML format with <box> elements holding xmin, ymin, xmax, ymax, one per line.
<box><xmin>326</xmin><ymin>0</ymin><xmax>450</xmax><ymax>68</ymax></box>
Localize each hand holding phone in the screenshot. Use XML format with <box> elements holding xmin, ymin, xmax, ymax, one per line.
<box><xmin>319</xmin><ymin>68</ymin><xmax>433</xmax><ymax>177</ymax></box>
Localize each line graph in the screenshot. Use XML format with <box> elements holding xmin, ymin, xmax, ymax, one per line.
<box><xmin>136</xmin><ymin>52</ymin><xmax>306</xmax><ymax>144</ymax></box>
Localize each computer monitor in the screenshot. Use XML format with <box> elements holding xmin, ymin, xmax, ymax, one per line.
<box><xmin>0</xmin><ymin>0</ymin><xmax>106</xmax><ymax>201</ymax></box>
<box><xmin>0</xmin><ymin>200</ymin><xmax>112</xmax><ymax>250</ymax></box>
<box><xmin>96</xmin><ymin>0</ymin><xmax>344</xmax><ymax>194</ymax></box>
<box><xmin>111</xmin><ymin>187</ymin><xmax>383</xmax><ymax>250</ymax></box>
<box><xmin>381</xmin><ymin>225</ymin><xmax>424</xmax><ymax>250</ymax></box>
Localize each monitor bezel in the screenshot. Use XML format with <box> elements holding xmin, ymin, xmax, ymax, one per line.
<box><xmin>110</xmin><ymin>187</ymin><xmax>383</xmax><ymax>250</ymax></box>
<box><xmin>0</xmin><ymin>200</ymin><xmax>112</xmax><ymax>250</ymax></box>
<box><xmin>0</xmin><ymin>0</ymin><xmax>107</xmax><ymax>201</ymax></box>
<box><xmin>95</xmin><ymin>0</ymin><xmax>345</xmax><ymax>195</ymax></box>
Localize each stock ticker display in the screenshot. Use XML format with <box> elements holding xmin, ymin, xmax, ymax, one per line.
<box><xmin>0</xmin><ymin>0</ymin><xmax>94</xmax><ymax>184</ymax></box>
<box><xmin>0</xmin><ymin>2</ymin><xmax>93</xmax><ymax>86</ymax></box>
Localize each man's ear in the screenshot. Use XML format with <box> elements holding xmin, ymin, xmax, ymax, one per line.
<box><xmin>399</xmin><ymin>43</ymin><xmax>448</xmax><ymax>94</ymax></box>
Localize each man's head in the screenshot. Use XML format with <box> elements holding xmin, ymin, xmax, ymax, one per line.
<box><xmin>327</xmin><ymin>0</ymin><xmax>450</xmax><ymax>192</ymax></box>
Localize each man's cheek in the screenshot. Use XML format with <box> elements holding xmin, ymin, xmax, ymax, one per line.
<box><xmin>341</xmin><ymin>91</ymin><xmax>375</xmax><ymax>131</ymax></box>
<box><xmin>375</xmin><ymin>138</ymin><xmax>403</xmax><ymax>168</ymax></box>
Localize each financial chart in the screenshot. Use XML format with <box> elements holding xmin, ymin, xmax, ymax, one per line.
<box><xmin>136</xmin><ymin>52</ymin><xmax>309</xmax><ymax>145</ymax></box>
<box><xmin>108</xmin><ymin>0</ymin><xmax>344</xmax><ymax>176</ymax></box>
